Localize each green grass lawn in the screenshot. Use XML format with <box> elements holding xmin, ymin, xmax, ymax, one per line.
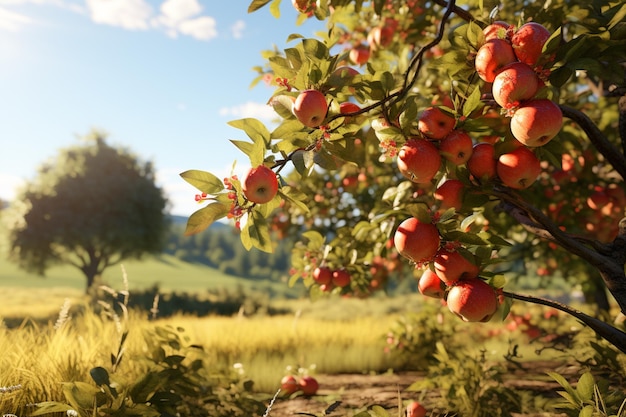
<box><xmin>0</xmin><ymin>254</ymin><xmax>294</xmax><ymax>293</ymax></box>
<box><xmin>0</xmin><ymin>254</ymin><xmax>302</xmax><ymax>320</ymax></box>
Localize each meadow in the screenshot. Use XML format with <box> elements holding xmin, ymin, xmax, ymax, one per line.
<box><xmin>0</xmin><ymin>254</ymin><xmax>299</xmax><ymax>319</ymax></box>
<box><xmin>2</xmin><ymin>256</ymin><xmax>626</xmax><ymax>416</ymax></box>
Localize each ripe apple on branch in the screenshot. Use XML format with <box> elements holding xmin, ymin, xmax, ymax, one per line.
<box><xmin>183</xmin><ymin>0</ymin><xmax>626</xmax><ymax>353</ymax></box>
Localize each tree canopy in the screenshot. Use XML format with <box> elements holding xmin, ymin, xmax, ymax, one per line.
<box><xmin>182</xmin><ymin>0</ymin><xmax>626</xmax><ymax>351</ymax></box>
<box><xmin>5</xmin><ymin>132</ymin><xmax>169</xmax><ymax>293</ymax></box>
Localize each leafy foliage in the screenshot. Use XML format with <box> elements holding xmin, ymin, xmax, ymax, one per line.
<box><xmin>5</xmin><ymin>132</ymin><xmax>169</xmax><ymax>293</ymax></box>
<box><xmin>181</xmin><ymin>0</ymin><xmax>626</xmax><ymax>351</ymax></box>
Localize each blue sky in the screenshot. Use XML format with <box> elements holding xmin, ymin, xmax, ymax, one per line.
<box><xmin>0</xmin><ymin>0</ymin><xmax>324</xmax><ymax>216</ymax></box>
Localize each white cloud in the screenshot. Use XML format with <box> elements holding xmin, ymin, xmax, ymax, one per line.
<box><xmin>231</xmin><ymin>19</ymin><xmax>245</xmax><ymax>39</ymax></box>
<box><xmin>2</xmin><ymin>0</ymin><xmax>218</xmax><ymax>41</ymax></box>
<box><xmin>86</xmin><ymin>0</ymin><xmax>153</xmax><ymax>30</ymax></box>
<box><xmin>219</xmin><ymin>101</ymin><xmax>276</xmax><ymax>122</ymax></box>
<box><xmin>159</xmin><ymin>0</ymin><xmax>201</xmax><ymax>24</ymax></box>
<box><xmin>153</xmin><ymin>0</ymin><xmax>216</xmax><ymax>41</ymax></box>
<box><xmin>177</xmin><ymin>15</ymin><xmax>216</xmax><ymax>40</ymax></box>
<box><xmin>0</xmin><ymin>7</ymin><xmax>32</xmax><ymax>31</ymax></box>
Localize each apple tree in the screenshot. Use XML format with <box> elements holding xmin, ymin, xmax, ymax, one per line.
<box><xmin>181</xmin><ymin>0</ymin><xmax>626</xmax><ymax>351</ymax></box>
<box><xmin>4</xmin><ymin>132</ymin><xmax>170</xmax><ymax>294</ymax></box>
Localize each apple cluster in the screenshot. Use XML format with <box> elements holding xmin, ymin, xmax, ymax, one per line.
<box><xmin>280</xmin><ymin>374</ymin><xmax>319</xmax><ymax>396</ymax></box>
<box><xmin>476</xmin><ymin>21</ymin><xmax>562</xmax><ymax>145</ymax></box>
<box><xmin>311</xmin><ymin>265</ymin><xmax>352</xmax><ymax>292</ymax></box>
<box><xmin>393</xmin><ymin>215</ymin><xmax>499</xmax><ymax>323</ymax></box>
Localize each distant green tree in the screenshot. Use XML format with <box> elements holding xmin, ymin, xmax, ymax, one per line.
<box><xmin>4</xmin><ymin>131</ymin><xmax>169</xmax><ymax>294</ymax></box>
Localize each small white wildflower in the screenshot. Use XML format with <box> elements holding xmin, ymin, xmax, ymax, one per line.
<box><xmin>233</xmin><ymin>363</ymin><xmax>245</xmax><ymax>375</ymax></box>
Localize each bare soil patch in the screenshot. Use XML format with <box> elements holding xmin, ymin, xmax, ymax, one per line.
<box><xmin>266</xmin><ymin>361</ymin><xmax>573</xmax><ymax>417</ymax></box>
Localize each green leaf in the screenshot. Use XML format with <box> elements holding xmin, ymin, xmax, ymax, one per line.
<box><xmin>248</xmin><ymin>0</ymin><xmax>271</xmax><ymax>13</ymax></box>
<box><xmin>498</xmin><ymin>295</ymin><xmax>512</xmax><ymax>321</ymax></box>
<box><xmin>369</xmin><ymin>405</ymin><xmax>390</xmax><ymax>417</ymax></box>
<box><xmin>549</xmin><ymin>66</ymin><xmax>574</xmax><ymax>88</ymax></box>
<box><xmin>63</xmin><ymin>382</ymin><xmax>101</xmax><ymax>410</ymax></box>
<box><xmin>29</xmin><ymin>402</ymin><xmax>75</xmax><ymax>416</ymax></box>
<box><xmin>443</xmin><ymin>230</ymin><xmax>490</xmax><ymax>245</ymax></box>
<box><xmin>269</xmin><ymin>0</ymin><xmax>281</xmax><ymax>18</ymax></box>
<box><xmin>130</xmin><ymin>372</ymin><xmax>162</xmax><ymax>403</ymax></box>
<box><xmin>268</xmin><ymin>94</ymin><xmax>296</xmax><ymax>119</ymax></box>
<box><xmin>302</xmin><ymin>38</ymin><xmax>328</xmax><ymax>60</ymax></box>
<box><xmin>607</xmin><ymin>3</ymin><xmax>626</xmax><ymax>30</ymax></box>
<box><xmin>287</xmin><ymin>33</ymin><xmax>304</xmax><ymax>42</ymax></box>
<box><xmin>228</xmin><ymin>118</ymin><xmax>271</xmax><ymax>166</ymax></box>
<box><xmin>89</xmin><ymin>366</ymin><xmax>110</xmax><ymax>386</ymax></box>
<box><xmin>543</xmin><ymin>26</ymin><xmax>562</xmax><ymax>55</ymax></box>
<box><xmin>463</xmin><ymin>86</ymin><xmax>482</xmax><ymax>118</ymax></box>
<box><xmin>230</xmin><ymin>139</ymin><xmax>256</xmax><ymax>157</ymax></box>
<box><xmin>241</xmin><ymin>210</ymin><xmax>274</xmax><ymax>253</ymax></box>
<box><xmin>407</xmin><ymin>204</ymin><xmax>433</xmax><ymax>224</ymax></box>
<box><xmin>548</xmin><ymin>371</ymin><xmax>580</xmax><ymax>405</ymax></box>
<box><xmin>575</xmin><ymin>372</ymin><xmax>595</xmax><ymax>402</ymax></box>
<box><xmin>278</xmin><ymin>186</ymin><xmax>310</xmax><ymax>213</ymax></box>
<box><xmin>486</xmin><ymin>233</ymin><xmax>512</xmax><ymax>247</ymax></box>
<box><xmin>184</xmin><ymin>203</ymin><xmax>230</xmax><ymax>236</ymax></box>
<box><xmin>466</xmin><ymin>21</ymin><xmax>483</xmax><ymax>49</ymax></box>
<box><xmin>489</xmin><ymin>274</ymin><xmax>506</xmax><ymax>288</ymax></box>
<box><xmin>579</xmin><ymin>405</ymin><xmax>595</xmax><ymax>417</ymax></box>
<box><xmin>302</xmin><ymin>230</ymin><xmax>325</xmax><ymax>248</ymax></box>
<box><xmin>180</xmin><ymin>170</ymin><xmax>224</xmax><ymax>194</ymax></box>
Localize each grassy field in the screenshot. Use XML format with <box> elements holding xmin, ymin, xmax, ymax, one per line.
<box><xmin>0</xmin><ymin>253</ymin><xmax>295</xmax><ymax>293</ymax></box>
<box><xmin>0</xmin><ymin>254</ymin><xmax>302</xmax><ymax>318</ymax></box>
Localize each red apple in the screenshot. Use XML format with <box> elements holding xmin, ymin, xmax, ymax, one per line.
<box><xmin>349</xmin><ymin>44</ymin><xmax>370</xmax><ymax>65</ymax></box>
<box><xmin>418</xmin><ymin>268</ymin><xmax>445</xmax><ymax>298</ymax></box>
<box><xmin>434</xmin><ymin>179</ymin><xmax>465</xmax><ymax>212</ymax></box>
<box><xmin>418</xmin><ymin>107</ymin><xmax>456</xmax><ymax>140</ymax></box>
<box><xmin>332</xmin><ymin>269</ymin><xmax>351</xmax><ymax>287</ymax></box>
<box><xmin>293</xmin><ymin>89</ymin><xmax>328</xmax><ymax>128</ymax></box>
<box><xmin>439</xmin><ymin>130</ymin><xmax>474</xmax><ymax>164</ymax></box>
<box><xmin>340</xmin><ymin>102</ymin><xmax>361</xmax><ymax>114</ymax></box>
<box><xmin>474</xmin><ymin>38</ymin><xmax>517</xmax><ymax>83</ymax></box>
<box><xmin>433</xmin><ymin>249</ymin><xmax>479</xmax><ymax>285</ymax></box>
<box><xmin>281</xmin><ymin>375</ymin><xmax>300</xmax><ymax>395</ymax></box>
<box><xmin>467</xmin><ymin>142</ymin><xmax>497</xmax><ymax>180</ymax></box>
<box><xmin>447</xmin><ymin>278</ymin><xmax>498</xmax><ymax>322</ymax></box>
<box><xmin>497</xmin><ymin>146</ymin><xmax>541</xmax><ymax>189</ymax></box>
<box><xmin>292</xmin><ymin>0</ymin><xmax>315</xmax><ymax>13</ymax></box>
<box><xmin>397</xmin><ymin>139</ymin><xmax>441</xmax><ymax>184</ymax></box>
<box><xmin>340</xmin><ymin>102</ymin><xmax>361</xmax><ymax>124</ymax></box>
<box><xmin>298</xmin><ymin>376</ymin><xmax>319</xmax><ymax>396</ymax></box>
<box><xmin>511</xmin><ymin>22</ymin><xmax>551</xmax><ymax>66</ymax></box>
<box><xmin>483</xmin><ymin>21</ymin><xmax>513</xmax><ymax>42</ymax></box>
<box><xmin>510</xmin><ymin>99</ymin><xmax>563</xmax><ymax>146</ymax></box>
<box><xmin>491</xmin><ymin>62</ymin><xmax>540</xmax><ymax>110</ymax></box>
<box><xmin>393</xmin><ymin>217</ymin><xmax>441</xmax><ymax>263</ymax></box>
<box><xmin>242</xmin><ymin>165</ymin><xmax>279</xmax><ymax>204</ymax></box>
<box><xmin>406</xmin><ymin>400</ymin><xmax>427</xmax><ymax>417</ymax></box>
<box><xmin>367</xmin><ymin>25</ymin><xmax>394</xmax><ymax>50</ymax></box>
<box><xmin>313</xmin><ymin>267</ymin><xmax>332</xmax><ymax>285</ymax></box>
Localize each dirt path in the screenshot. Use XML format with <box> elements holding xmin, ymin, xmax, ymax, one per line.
<box><xmin>265</xmin><ymin>362</ymin><xmax>572</xmax><ymax>417</ymax></box>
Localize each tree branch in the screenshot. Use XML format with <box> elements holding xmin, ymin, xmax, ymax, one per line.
<box><xmin>504</xmin><ymin>290</ymin><xmax>626</xmax><ymax>354</ymax></box>
<box><xmin>606</xmin><ymin>84</ymin><xmax>626</xmax><ymax>155</ymax></box>
<box><xmin>494</xmin><ymin>188</ymin><xmax>626</xmax><ymax>313</ymax></box>
<box><xmin>496</xmin><ymin>199</ymin><xmax>611</xmax><ymax>254</ymax></box>
<box><xmin>560</xmin><ymin>104</ymin><xmax>626</xmax><ymax>180</ymax></box>
<box><xmin>326</xmin><ymin>0</ymin><xmax>460</xmax><ymax>125</ymax></box>
<box><xmin>431</xmin><ymin>0</ymin><xmax>477</xmax><ymax>24</ymax></box>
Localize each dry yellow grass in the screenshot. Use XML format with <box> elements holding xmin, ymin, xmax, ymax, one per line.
<box><xmin>0</xmin><ymin>300</ymin><xmax>399</xmax><ymax>412</ymax></box>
